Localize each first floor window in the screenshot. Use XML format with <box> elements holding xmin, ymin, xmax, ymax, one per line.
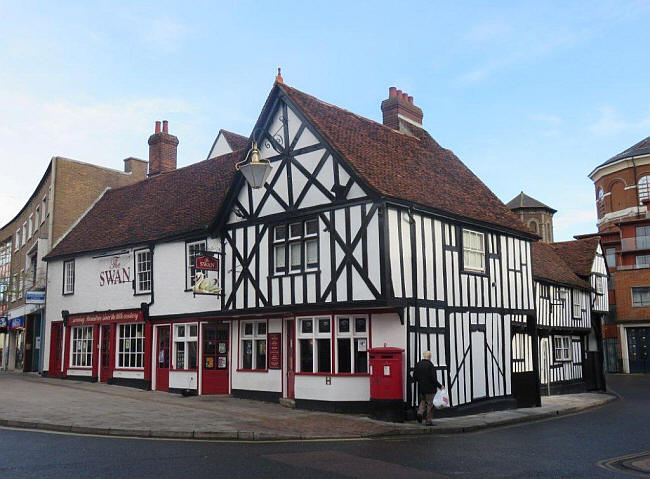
<box><xmin>605</xmin><ymin>248</ymin><xmax>616</xmax><ymax>269</ymax></box>
<box><xmin>117</xmin><ymin>323</ymin><xmax>144</xmax><ymax>368</ymax></box>
<box><xmin>595</xmin><ymin>276</ymin><xmax>604</xmax><ymax>294</ymax></box>
<box><xmin>63</xmin><ymin>260</ymin><xmax>75</xmax><ymax>294</ymax></box>
<box><xmin>186</xmin><ymin>240</ymin><xmax>207</xmax><ymax>289</ymax></box>
<box><xmin>539</xmin><ymin>284</ymin><xmax>550</xmax><ymax>298</ymax></box>
<box><xmin>632</xmin><ymin>287</ymin><xmax>650</xmax><ymax>307</ymax></box>
<box><xmin>572</xmin><ymin>292</ymin><xmax>582</xmax><ymax>318</ymax></box>
<box><xmin>553</xmin><ymin>336</ymin><xmax>571</xmax><ymax>362</ymax></box>
<box><xmin>71</xmin><ymin>326</ymin><xmax>93</xmax><ymax>367</ymax></box>
<box><xmin>297</xmin><ymin>317</ymin><xmax>331</xmax><ymax>373</ymax></box>
<box><xmin>335</xmin><ymin>315</ymin><xmax>368</xmax><ymax>373</ymax></box>
<box><xmin>240</xmin><ymin>321</ymin><xmax>267</xmax><ymax>370</ymax></box>
<box><xmin>174</xmin><ymin>323</ymin><xmax>198</xmax><ymax>369</ymax></box>
<box><xmin>463</xmin><ymin>229</ymin><xmax>485</xmax><ymax>273</ymax></box>
<box><xmin>273</xmin><ymin>219</ymin><xmax>319</xmax><ymax>275</ymax></box>
<box><xmin>135</xmin><ymin>249</ymin><xmax>152</xmax><ymax>293</ymax></box>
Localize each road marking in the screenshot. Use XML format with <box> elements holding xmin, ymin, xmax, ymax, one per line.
<box><xmin>597</xmin><ymin>451</ymin><xmax>650</xmax><ymax>477</ymax></box>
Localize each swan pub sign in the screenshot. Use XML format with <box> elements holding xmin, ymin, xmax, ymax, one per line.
<box><xmin>193</xmin><ymin>253</ymin><xmax>222</xmax><ymax>296</ymax></box>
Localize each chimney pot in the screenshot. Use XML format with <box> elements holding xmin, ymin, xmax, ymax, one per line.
<box><xmin>155</xmin><ymin>121</ymin><xmax>161</xmax><ymax>134</ymax></box>
<box><xmin>402</xmin><ymin>92</ymin><xmax>409</xmax><ymax>101</ymax></box>
<box><xmin>380</xmin><ymin>86</ymin><xmax>424</xmax><ymax>130</ymax></box>
<box><xmin>408</xmin><ymin>96</ymin><xmax>413</xmax><ymax>104</ymax></box>
<box><xmin>148</xmin><ymin>121</ymin><xmax>178</xmax><ymax>176</ymax></box>
<box><xmin>389</xmin><ymin>86</ymin><xmax>397</xmax><ymax>98</ymax></box>
<box><xmin>396</xmin><ymin>89</ymin><xmax>403</xmax><ymax>97</ymax></box>
<box><xmin>162</xmin><ymin>120</ymin><xmax>168</xmax><ymax>134</ymax></box>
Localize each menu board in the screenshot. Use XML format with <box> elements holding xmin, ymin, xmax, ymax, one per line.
<box><xmin>268</xmin><ymin>333</ymin><xmax>282</xmax><ymax>369</ymax></box>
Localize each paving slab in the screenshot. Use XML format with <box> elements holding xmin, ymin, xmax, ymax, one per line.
<box><xmin>0</xmin><ymin>372</ymin><xmax>616</xmax><ymax>440</ymax></box>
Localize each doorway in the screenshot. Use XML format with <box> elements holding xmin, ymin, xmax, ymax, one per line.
<box><xmin>156</xmin><ymin>325</ymin><xmax>171</xmax><ymax>392</ymax></box>
<box><xmin>99</xmin><ymin>324</ymin><xmax>112</xmax><ymax>382</ymax></box>
<box><xmin>627</xmin><ymin>327</ymin><xmax>649</xmax><ymax>373</ymax></box>
<box><xmin>285</xmin><ymin>319</ymin><xmax>295</xmax><ymax>399</ymax></box>
<box><xmin>49</xmin><ymin>322</ymin><xmax>63</xmax><ymax>376</ymax></box>
<box><xmin>201</xmin><ymin>323</ymin><xmax>229</xmax><ymax>394</ymax></box>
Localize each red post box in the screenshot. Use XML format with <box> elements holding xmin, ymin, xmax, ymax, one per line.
<box><xmin>368</xmin><ymin>347</ymin><xmax>404</xmax><ymax>421</ymax></box>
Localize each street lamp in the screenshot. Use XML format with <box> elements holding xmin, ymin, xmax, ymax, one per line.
<box><xmin>236</xmin><ymin>140</ymin><xmax>273</xmax><ymax>189</ymax></box>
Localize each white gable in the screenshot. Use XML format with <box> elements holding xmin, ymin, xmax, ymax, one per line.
<box><xmin>208</xmin><ymin>133</ymin><xmax>233</xmax><ymax>159</ymax></box>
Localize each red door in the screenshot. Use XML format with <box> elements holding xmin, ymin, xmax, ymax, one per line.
<box><xmin>49</xmin><ymin>322</ymin><xmax>63</xmax><ymax>377</ymax></box>
<box><xmin>286</xmin><ymin>320</ymin><xmax>295</xmax><ymax>399</ymax></box>
<box><xmin>202</xmin><ymin>323</ymin><xmax>229</xmax><ymax>394</ymax></box>
<box><xmin>156</xmin><ymin>325</ymin><xmax>171</xmax><ymax>392</ymax></box>
<box><xmin>99</xmin><ymin>324</ymin><xmax>112</xmax><ymax>382</ymax></box>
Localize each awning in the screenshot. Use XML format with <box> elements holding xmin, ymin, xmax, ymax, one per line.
<box><xmin>8</xmin><ymin>316</ymin><xmax>24</xmax><ymax>330</ymax></box>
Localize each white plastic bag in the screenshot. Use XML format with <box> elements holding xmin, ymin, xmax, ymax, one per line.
<box><xmin>433</xmin><ymin>387</ymin><xmax>450</xmax><ymax>409</ymax></box>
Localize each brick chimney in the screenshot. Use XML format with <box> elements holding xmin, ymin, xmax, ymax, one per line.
<box><xmin>380</xmin><ymin>86</ymin><xmax>423</xmax><ymax>131</ymax></box>
<box><xmin>148</xmin><ymin>120</ymin><xmax>178</xmax><ymax>176</ymax></box>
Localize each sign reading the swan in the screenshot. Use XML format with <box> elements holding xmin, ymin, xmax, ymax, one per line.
<box><xmin>98</xmin><ymin>253</ymin><xmax>132</xmax><ymax>288</ymax></box>
<box><xmin>193</xmin><ymin>254</ymin><xmax>221</xmax><ymax>296</ymax></box>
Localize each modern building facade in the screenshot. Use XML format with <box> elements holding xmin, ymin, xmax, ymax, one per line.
<box><xmin>588</xmin><ymin>136</ymin><xmax>650</xmax><ymax>373</ymax></box>
<box><xmin>43</xmin><ymin>81</ymin><xmax>543</xmax><ymax>417</ymax></box>
<box><xmin>0</xmin><ymin>156</ymin><xmax>147</xmax><ymax>372</ymax></box>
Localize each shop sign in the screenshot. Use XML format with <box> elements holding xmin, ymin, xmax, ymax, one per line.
<box><xmin>98</xmin><ymin>253</ymin><xmax>132</xmax><ymax>288</ymax></box>
<box><xmin>193</xmin><ymin>254</ymin><xmax>221</xmax><ymax>296</ymax></box>
<box><xmin>268</xmin><ymin>333</ymin><xmax>282</xmax><ymax>369</ymax></box>
<box><xmin>26</xmin><ymin>290</ymin><xmax>46</xmax><ymax>304</ymax></box>
<box><xmin>68</xmin><ymin>310</ymin><xmax>142</xmax><ymax>326</ymax></box>
<box><xmin>8</xmin><ymin>316</ymin><xmax>24</xmax><ymax>330</ymax></box>
<box><xmin>0</xmin><ymin>317</ymin><xmax>7</xmax><ymax>329</ymax></box>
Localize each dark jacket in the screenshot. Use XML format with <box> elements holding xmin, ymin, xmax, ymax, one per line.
<box><xmin>413</xmin><ymin>359</ymin><xmax>442</xmax><ymax>394</ymax></box>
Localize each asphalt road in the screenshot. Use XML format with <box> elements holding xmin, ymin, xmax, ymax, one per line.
<box><xmin>0</xmin><ymin>374</ymin><xmax>647</xmax><ymax>479</ymax></box>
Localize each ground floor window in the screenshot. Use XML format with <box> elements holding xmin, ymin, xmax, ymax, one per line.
<box><xmin>553</xmin><ymin>336</ymin><xmax>571</xmax><ymax>362</ymax></box>
<box><xmin>240</xmin><ymin>320</ymin><xmax>267</xmax><ymax>370</ymax></box>
<box><xmin>174</xmin><ymin>323</ymin><xmax>198</xmax><ymax>369</ymax></box>
<box><xmin>335</xmin><ymin>315</ymin><xmax>368</xmax><ymax>373</ymax></box>
<box><xmin>71</xmin><ymin>326</ymin><xmax>93</xmax><ymax>367</ymax></box>
<box><xmin>297</xmin><ymin>317</ymin><xmax>331</xmax><ymax>373</ymax></box>
<box><xmin>117</xmin><ymin>323</ymin><xmax>144</xmax><ymax>368</ymax></box>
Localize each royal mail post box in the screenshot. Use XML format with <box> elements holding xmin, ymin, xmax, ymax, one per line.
<box><xmin>368</xmin><ymin>347</ymin><xmax>404</xmax><ymax>401</ymax></box>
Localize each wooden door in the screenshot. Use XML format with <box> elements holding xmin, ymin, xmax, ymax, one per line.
<box><xmin>49</xmin><ymin>323</ymin><xmax>63</xmax><ymax>376</ymax></box>
<box><xmin>202</xmin><ymin>323</ymin><xmax>229</xmax><ymax>394</ymax></box>
<box><xmin>286</xmin><ymin>320</ymin><xmax>295</xmax><ymax>399</ymax></box>
<box><xmin>23</xmin><ymin>316</ymin><xmax>34</xmax><ymax>372</ymax></box>
<box><xmin>99</xmin><ymin>324</ymin><xmax>111</xmax><ymax>382</ymax></box>
<box><xmin>156</xmin><ymin>325</ymin><xmax>171</xmax><ymax>392</ymax></box>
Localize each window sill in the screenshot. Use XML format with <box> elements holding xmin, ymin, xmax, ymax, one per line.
<box><xmin>68</xmin><ymin>367</ymin><xmax>92</xmax><ymax>370</ymax></box>
<box><xmin>114</xmin><ymin>367</ymin><xmax>144</xmax><ymax>371</ymax></box>
<box><xmin>169</xmin><ymin>368</ymin><xmax>198</xmax><ymax>372</ymax></box>
<box><xmin>461</xmin><ymin>268</ymin><xmax>488</xmax><ymax>277</ymax></box>
<box><xmin>134</xmin><ymin>291</ymin><xmax>151</xmax><ymax>296</ymax></box>
<box><xmin>236</xmin><ymin>368</ymin><xmax>269</xmax><ymax>373</ymax></box>
<box><xmin>62</xmin><ymin>292</ymin><xmax>74</xmax><ymax>296</ymax></box>
<box><xmin>294</xmin><ymin>372</ymin><xmax>370</xmax><ymax>377</ymax></box>
<box><xmin>271</xmin><ymin>270</ymin><xmax>320</xmax><ymax>279</ymax></box>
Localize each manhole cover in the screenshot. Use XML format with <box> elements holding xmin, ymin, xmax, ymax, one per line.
<box><xmin>599</xmin><ymin>451</ymin><xmax>650</xmax><ymax>477</ymax></box>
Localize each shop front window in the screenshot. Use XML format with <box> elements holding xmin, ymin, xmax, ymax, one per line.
<box><xmin>71</xmin><ymin>326</ymin><xmax>93</xmax><ymax>367</ymax></box>
<box><xmin>117</xmin><ymin>323</ymin><xmax>144</xmax><ymax>368</ymax></box>
<box><xmin>240</xmin><ymin>320</ymin><xmax>267</xmax><ymax>370</ymax></box>
<box><xmin>335</xmin><ymin>315</ymin><xmax>368</xmax><ymax>373</ymax></box>
<box><xmin>174</xmin><ymin>323</ymin><xmax>198</xmax><ymax>369</ymax></box>
<box><xmin>297</xmin><ymin>317</ymin><xmax>331</xmax><ymax>373</ymax></box>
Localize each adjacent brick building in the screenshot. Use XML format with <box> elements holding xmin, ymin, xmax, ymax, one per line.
<box><xmin>0</xmin><ymin>155</ymin><xmax>148</xmax><ymax>372</ymax></box>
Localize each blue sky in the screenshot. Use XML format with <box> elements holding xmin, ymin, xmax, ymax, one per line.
<box><xmin>2</xmin><ymin>1</ymin><xmax>650</xmax><ymax>240</ymax></box>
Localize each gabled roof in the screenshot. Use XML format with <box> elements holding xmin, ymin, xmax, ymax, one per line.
<box><xmin>45</xmin><ymin>149</ymin><xmax>244</xmax><ymax>260</ymax></box>
<box><xmin>220</xmin><ymin>130</ymin><xmax>248</xmax><ymax>151</ymax></box>
<box><xmin>551</xmin><ymin>237</ymin><xmax>601</xmax><ymax>278</ymax></box>
<box><xmin>595</xmin><ymin>136</ymin><xmax>650</xmax><ymax>170</ymax></box>
<box><xmin>532</xmin><ymin>242</ymin><xmax>591</xmax><ymax>289</ymax></box>
<box><xmin>278</xmin><ymin>84</ymin><xmax>534</xmax><ymax>236</ymax></box>
<box><xmin>506</xmin><ymin>191</ymin><xmax>556</xmax><ymax>213</ymax></box>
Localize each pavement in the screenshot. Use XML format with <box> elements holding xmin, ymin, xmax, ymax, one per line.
<box><xmin>0</xmin><ymin>372</ymin><xmax>616</xmax><ymax>441</ymax></box>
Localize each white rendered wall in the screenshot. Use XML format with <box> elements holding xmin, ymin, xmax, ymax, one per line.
<box><xmin>231</xmin><ymin>317</ymin><xmax>282</xmax><ymax>392</ymax></box>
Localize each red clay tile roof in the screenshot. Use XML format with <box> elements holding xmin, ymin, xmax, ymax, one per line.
<box><xmin>551</xmin><ymin>237</ymin><xmax>601</xmax><ymax>278</ymax></box>
<box><xmin>45</xmin><ymin>149</ymin><xmax>244</xmax><ymax>259</ymax></box>
<box><xmin>280</xmin><ymin>84</ymin><xmax>534</xmax><ymax>236</ymax></box>
<box><xmin>220</xmin><ymin>130</ymin><xmax>248</xmax><ymax>151</ymax></box>
<box><xmin>532</xmin><ymin>242</ymin><xmax>591</xmax><ymax>289</ymax></box>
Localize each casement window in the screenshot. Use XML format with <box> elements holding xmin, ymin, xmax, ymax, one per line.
<box><xmin>18</xmin><ymin>270</ymin><xmax>23</xmax><ymax>299</ymax></box>
<box><xmin>35</xmin><ymin>206</ymin><xmax>40</xmax><ymax>227</ymax></box>
<box><xmin>639</xmin><ymin>176</ymin><xmax>650</xmax><ymax>204</ymax></box>
<box><xmin>335</xmin><ymin>315</ymin><xmax>368</xmax><ymax>374</ymax></box>
<box><xmin>117</xmin><ymin>323</ymin><xmax>144</xmax><ymax>368</ymax></box>
<box><xmin>553</xmin><ymin>336</ymin><xmax>571</xmax><ymax>362</ymax></box>
<box><xmin>240</xmin><ymin>320</ymin><xmax>267</xmax><ymax>370</ymax></box>
<box><xmin>632</xmin><ymin>286</ymin><xmax>650</xmax><ymax>307</ymax></box>
<box><xmin>595</xmin><ymin>276</ymin><xmax>604</xmax><ymax>294</ymax></box>
<box><xmin>63</xmin><ymin>260</ymin><xmax>75</xmax><ymax>295</ymax></box>
<box><xmin>297</xmin><ymin>317</ymin><xmax>331</xmax><ymax>373</ymax></box>
<box><xmin>173</xmin><ymin>323</ymin><xmax>198</xmax><ymax>370</ymax></box>
<box><xmin>636</xmin><ymin>226</ymin><xmax>650</xmax><ymax>249</ymax></box>
<box><xmin>462</xmin><ymin>229</ymin><xmax>485</xmax><ymax>273</ymax></box>
<box><xmin>539</xmin><ymin>284</ymin><xmax>550</xmax><ymax>298</ymax></box>
<box><xmin>22</xmin><ymin>222</ymin><xmax>27</xmax><ymax>246</ymax></box>
<box><xmin>11</xmin><ymin>273</ymin><xmax>18</xmax><ymax>302</ymax></box>
<box><xmin>28</xmin><ymin>214</ymin><xmax>34</xmax><ymax>238</ymax></box>
<box><xmin>70</xmin><ymin>326</ymin><xmax>93</xmax><ymax>367</ymax></box>
<box><xmin>273</xmin><ymin>219</ymin><xmax>319</xmax><ymax>275</ymax></box>
<box><xmin>135</xmin><ymin>249</ymin><xmax>152</xmax><ymax>294</ymax></box>
<box><xmin>605</xmin><ymin>248</ymin><xmax>616</xmax><ymax>269</ymax></box>
<box><xmin>15</xmin><ymin>231</ymin><xmax>20</xmax><ymax>251</ymax></box>
<box><xmin>572</xmin><ymin>292</ymin><xmax>581</xmax><ymax>318</ymax></box>
<box><xmin>186</xmin><ymin>240</ymin><xmax>207</xmax><ymax>289</ymax></box>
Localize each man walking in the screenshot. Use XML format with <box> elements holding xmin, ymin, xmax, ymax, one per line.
<box><xmin>413</xmin><ymin>351</ymin><xmax>443</xmax><ymax>426</ymax></box>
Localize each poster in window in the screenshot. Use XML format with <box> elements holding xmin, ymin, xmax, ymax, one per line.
<box><xmin>218</xmin><ymin>342</ymin><xmax>227</xmax><ymax>354</ymax></box>
<box><xmin>268</xmin><ymin>333</ymin><xmax>281</xmax><ymax>369</ymax></box>
<box><xmin>217</xmin><ymin>356</ymin><xmax>227</xmax><ymax>369</ymax></box>
<box><xmin>204</xmin><ymin>356</ymin><xmax>214</xmax><ymax>369</ymax></box>
<box><xmin>357</xmin><ymin>338</ymin><xmax>367</xmax><ymax>352</ymax></box>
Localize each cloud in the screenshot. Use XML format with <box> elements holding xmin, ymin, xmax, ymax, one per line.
<box><xmin>553</xmin><ymin>207</ymin><xmax>597</xmax><ymax>240</ymax></box>
<box><xmin>0</xmin><ymin>91</ymin><xmax>197</xmax><ymax>225</ymax></box>
<box><xmin>463</xmin><ymin>21</ymin><xmax>512</xmax><ymax>43</ymax></box>
<box><xmin>587</xmin><ymin>106</ymin><xmax>650</xmax><ymax>136</ymax></box>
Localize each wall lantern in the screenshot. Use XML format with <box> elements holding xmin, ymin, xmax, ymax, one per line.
<box><xmin>236</xmin><ymin>141</ymin><xmax>273</xmax><ymax>189</ymax></box>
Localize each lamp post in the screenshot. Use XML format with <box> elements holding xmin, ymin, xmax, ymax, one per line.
<box><xmin>236</xmin><ymin>140</ymin><xmax>273</xmax><ymax>189</ymax></box>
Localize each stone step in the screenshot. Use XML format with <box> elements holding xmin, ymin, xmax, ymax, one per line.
<box><xmin>279</xmin><ymin>398</ymin><xmax>296</xmax><ymax>409</ymax></box>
